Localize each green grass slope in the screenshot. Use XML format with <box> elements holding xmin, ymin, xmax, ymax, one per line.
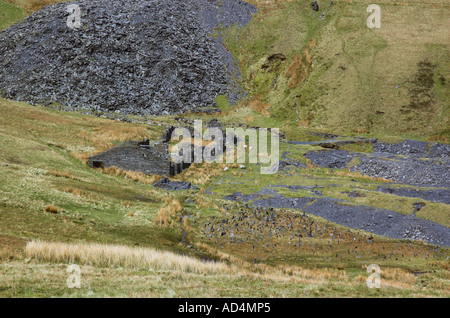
<box><xmin>0</xmin><ymin>0</ymin><xmax>26</xmax><ymax>30</ymax></box>
<box><xmin>224</xmin><ymin>0</ymin><xmax>449</xmax><ymax>139</ymax></box>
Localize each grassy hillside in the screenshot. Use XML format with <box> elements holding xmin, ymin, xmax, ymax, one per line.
<box><xmin>224</xmin><ymin>0</ymin><xmax>449</xmax><ymax>139</ymax></box>
<box><xmin>2</xmin><ymin>0</ymin><xmax>448</xmax><ymax>138</ymax></box>
<box><xmin>0</xmin><ymin>0</ymin><xmax>449</xmax><ymax>298</ymax></box>
<box><xmin>0</xmin><ymin>97</ymin><xmax>449</xmax><ymax>297</ymax></box>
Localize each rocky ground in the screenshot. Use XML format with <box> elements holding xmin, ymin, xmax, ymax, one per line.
<box><xmin>224</xmin><ymin>189</ymin><xmax>450</xmax><ymax>247</ymax></box>
<box><xmin>223</xmin><ymin>137</ymin><xmax>450</xmax><ymax>247</ymax></box>
<box><xmin>375</xmin><ymin>186</ymin><xmax>450</xmax><ymax>205</ymax></box>
<box><xmin>153</xmin><ymin>177</ymin><xmax>198</xmax><ymax>191</ymax></box>
<box><xmin>0</xmin><ymin>0</ymin><xmax>256</xmax><ymax>115</ymax></box>
<box><xmin>304</xmin><ymin>139</ymin><xmax>450</xmax><ymax>187</ymax></box>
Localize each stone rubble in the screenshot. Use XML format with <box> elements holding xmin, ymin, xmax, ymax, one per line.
<box><xmin>0</xmin><ymin>0</ymin><xmax>256</xmax><ymax>115</ymax></box>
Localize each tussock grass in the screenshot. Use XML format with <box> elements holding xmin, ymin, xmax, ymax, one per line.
<box><xmin>175</xmin><ymin>162</ymin><xmax>220</xmax><ymax>185</ymax></box>
<box><xmin>248</xmin><ymin>96</ymin><xmax>271</xmax><ymax>116</ymax></box>
<box><xmin>43</xmin><ymin>204</ymin><xmax>59</xmax><ymax>214</ymax></box>
<box><xmin>285</xmin><ymin>38</ymin><xmax>316</xmax><ymax>89</ymax></box>
<box><xmin>46</xmin><ymin>170</ymin><xmax>82</xmax><ymax>181</ymax></box>
<box><xmin>245</xmin><ymin>115</ymin><xmax>254</xmax><ymax>123</ymax></box>
<box><xmin>71</xmin><ymin>124</ymin><xmax>155</xmax><ymax>165</ymax></box>
<box><xmin>120</xmin><ymin>201</ymin><xmax>132</xmax><ymax>208</ymax></box>
<box><xmin>25</xmin><ymin>241</ymin><xmax>231</xmax><ymax>275</ymax></box>
<box><xmin>25</xmin><ymin>240</ymin><xmax>348</xmax><ymax>284</ymax></box>
<box><xmin>62</xmin><ymin>187</ymin><xmax>99</xmax><ymax>200</ymax></box>
<box><xmin>14</xmin><ymin>239</ymin><xmax>450</xmax><ymax>296</ymax></box>
<box><xmin>71</xmin><ymin>126</ymin><xmax>153</xmax><ymax>165</ymax></box>
<box><xmin>356</xmin><ymin>266</ymin><xmax>417</xmax><ymax>289</ymax></box>
<box><xmin>77</xmin><ymin>125</ymin><xmax>149</xmax><ymax>151</ymax></box>
<box><xmin>154</xmin><ymin>197</ymin><xmax>184</xmax><ymax>227</ymax></box>
<box><xmin>63</xmin><ymin>187</ymin><xmax>88</xmax><ymax>197</ymax></box>
<box><xmin>382</xmin><ymin>267</ymin><xmax>417</xmax><ymax>286</ymax></box>
<box><xmin>99</xmin><ymin>166</ymin><xmax>163</xmax><ymax>184</ymax></box>
<box><xmin>70</xmin><ymin>149</ymin><xmax>104</xmax><ymax>165</ymax></box>
<box><xmin>196</xmin><ymin>196</ymin><xmax>224</xmax><ymax>212</ymax></box>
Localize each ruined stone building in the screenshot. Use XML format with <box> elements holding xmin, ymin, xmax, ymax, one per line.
<box><xmin>87</xmin><ymin>123</ymin><xmax>234</xmax><ymax>176</ymax></box>
<box><xmin>87</xmin><ymin>139</ymin><xmax>179</xmax><ymax>176</ymax></box>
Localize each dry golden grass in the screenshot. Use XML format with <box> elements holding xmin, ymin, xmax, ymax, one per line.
<box><xmin>69</xmin><ymin>125</ymin><xmax>152</xmax><ymax>165</ymax></box>
<box><xmin>24</xmin><ymin>240</ymin><xmax>348</xmax><ymax>285</ymax></box>
<box><xmin>428</xmin><ymin>134</ymin><xmax>449</xmax><ymax>143</ymax></box>
<box><xmin>120</xmin><ymin>201</ymin><xmax>132</xmax><ymax>208</ymax></box>
<box><xmin>99</xmin><ymin>166</ymin><xmax>163</xmax><ymax>184</ymax></box>
<box><xmin>248</xmin><ymin>96</ymin><xmax>271</xmax><ymax>116</ymax></box>
<box><xmin>25</xmin><ymin>241</ymin><xmax>232</xmax><ymax>275</ymax></box>
<box><xmin>181</xmin><ymin>215</ymin><xmax>194</xmax><ymax>242</ymax></box>
<box><xmin>154</xmin><ymin>197</ymin><xmax>184</xmax><ymax>227</ymax></box>
<box><xmin>285</xmin><ymin>39</ymin><xmax>316</xmax><ymax>89</ymax></box>
<box><xmin>43</xmin><ymin>204</ymin><xmax>59</xmax><ymax>214</ymax></box>
<box><xmin>124</xmin><ymin>170</ymin><xmax>162</xmax><ymax>184</ymax></box>
<box><xmin>101</xmin><ymin>165</ymin><xmax>123</xmax><ymax>177</ymax></box>
<box><xmin>123</xmin><ymin>170</ymin><xmax>149</xmax><ymax>183</ymax></box>
<box><xmin>306</xmin><ymin>158</ymin><xmax>316</xmax><ymax>169</ymax></box>
<box><xmin>46</xmin><ymin>170</ymin><xmax>81</xmax><ymax>181</ymax></box>
<box><xmin>296</xmin><ymin>119</ymin><xmax>310</xmax><ymax>127</ymax></box>
<box><xmin>196</xmin><ymin>196</ymin><xmax>222</xmax><ymax>212</ymax></box>
<box><xmin>21</xmin><ymin>240</ymin><xmax>438</xmax><ymax>293</ymax></box>
<box><xmin>175</xmin><ymin>162</ymin><xmax>220</xmax><ymax>185</ymax></box>
<box><xmin>382</xmin><ymin>267</ymin><xmax>417</xmax><ymax>286</ymax></box>
<box><xmin>77</xmin><ymin>125</ymin><xmax>149</xmax><ymax>151</ymax></box>
<box><xmin>356</xmin><ymin>266</ymin><xmax>417</xmax><ymax>289</ymax></box>
<box><xmin>63</xmin><ymin>187</ymin><xmax>89</xmax><ymax>198</ymax></box>
<box><xmin>68</xmin><ymin>123</ymin><xmax>152</xmax><ymax>165</ymax></box>
<box><xmin>245</xmin><ymin>115</ymin><xmax>254</xmax><ymax>123</ymax></box>
<box><xmin>69</xmin><ymin>151</ymin><xmax>98</xmax><ymax>165</ymax></box>
<box><xmin>0</xmin><ymin>248</ymin><xmax>17</xmax><ymax>262</ymax></box>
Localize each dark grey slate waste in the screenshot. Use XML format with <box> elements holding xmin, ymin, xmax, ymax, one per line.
<box><xmin>88</xmin><ymin>139</ymin><xmax>172</xmax><ymax>176</ymax></box>
<box><xmin>225</xmin><ymin>190</ymin><xmax>450</xmax><ymax>246</ymax></box>
<box><xmin>153</xmin><ymin>177</ymin><xmax>198</xmax><ymax>191</ymax></box>
<box><xmin>0</xmin><ymin>0</ymin><xmax>256</xmax><ymax>115</ymax></box>
<box><xmin>303</xmin><ymin>138</ymin><xmax>450</xmax><ymax>187</ymax></box>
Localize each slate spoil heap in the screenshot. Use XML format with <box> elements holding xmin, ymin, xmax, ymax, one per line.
<box><xmin>0</xmin><ymin>0</ymin><xmax>256</xmax><ymax>115</ymax></box>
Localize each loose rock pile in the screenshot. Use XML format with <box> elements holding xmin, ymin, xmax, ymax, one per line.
<box><xmin>304</xmin><ymin>139</ymin><xmax>450</xmax><ymax>187</ymax></box>
<box><xmin>225</xmin><ymin>189</ymin><xmax>450</xmax><ymax>246</ymax></box>
<box><xmin>0</xmin><ymin>0</ymin><xmax>256</xmax><ymax>115</ymax></box>
<box><xmin>153</xmin><ymin>177</ymin><xmax>198</xmax><ymax>191</ymax></box>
